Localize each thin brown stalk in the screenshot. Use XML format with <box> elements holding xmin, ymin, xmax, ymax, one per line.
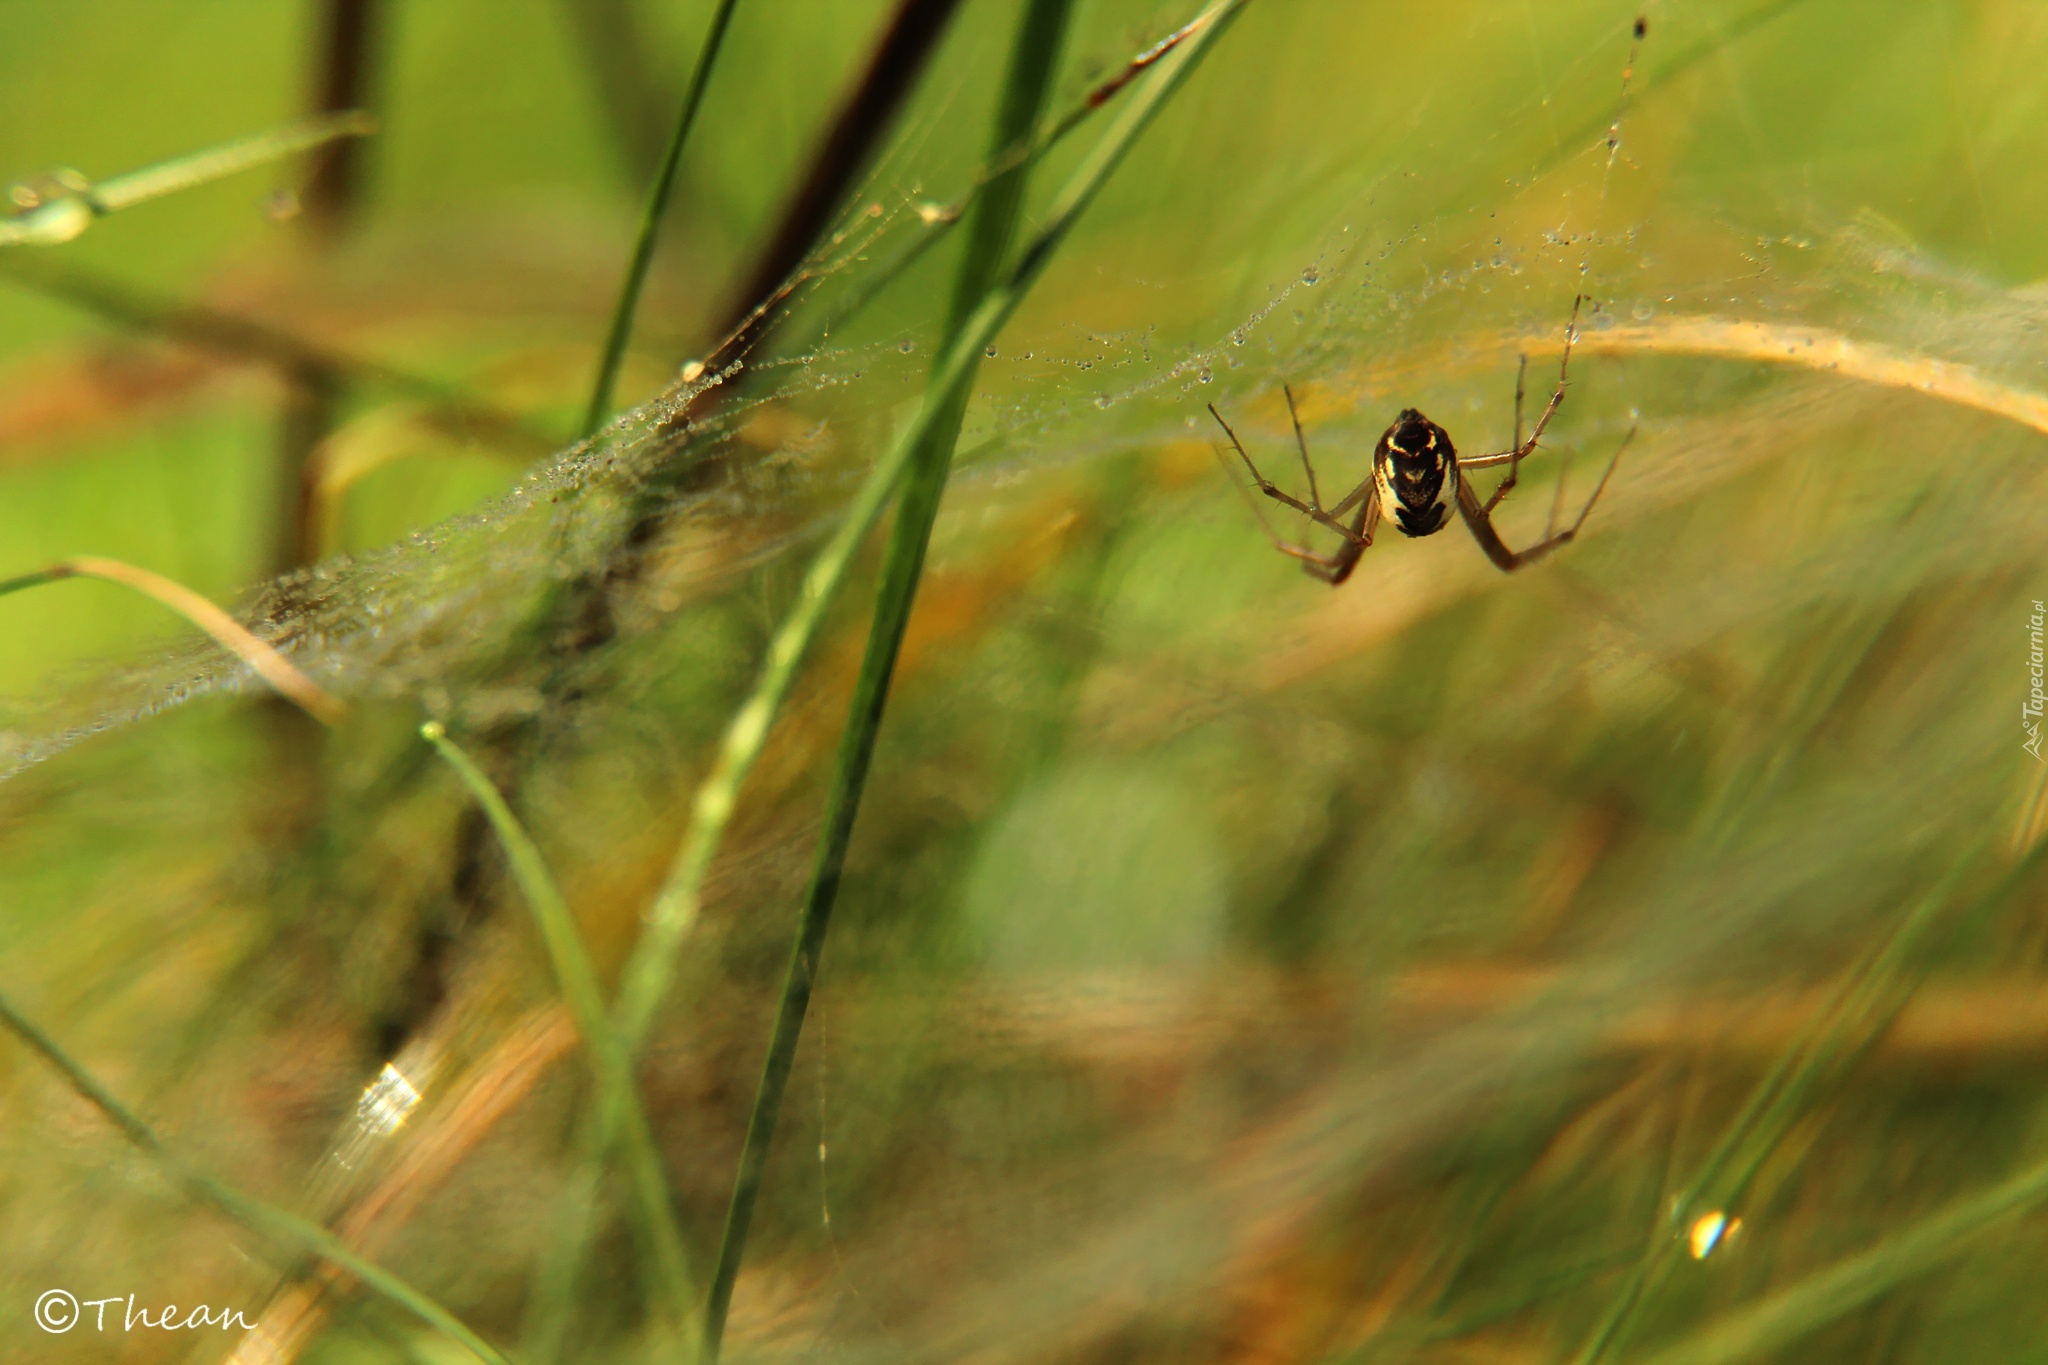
<box><xmin>0</xmin><ymin>258</ymin><xmax>552</xmax><ymax>455</ymax></box>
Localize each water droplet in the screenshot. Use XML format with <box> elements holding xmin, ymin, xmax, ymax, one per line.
<box><xmin>899</xmin><ymin>339</ymin><xmax>915</xmax><ymax>353</ymax></box>
<box><xmin>1094</xmin><ymin>394</ymin><xmax>1112</xmax><ymax>409</ymax></box>
<box><xmin>1632</xmin><ymin>302</ymin><xmax>1654</xmax><ymax>321</ymax></box>
<box><xmin>1689</xmin><ymin>1211</ymin><xmax>1742</xmax><ymax>1260</ymax></box>
<box><xmin>985</xmin><ymin>346</ymin><xmax>997</xmax><ymax>358</ymax></box>
<box><xmin>1301</xmin><ymin>267</ymin><xmax>1320</xmax><ymax>285</ymax></box>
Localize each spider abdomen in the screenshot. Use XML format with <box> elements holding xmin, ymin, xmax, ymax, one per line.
<box><xmin>1373</xmin><ymin>408</ymin><xmax>1457</xmax><ymax>538</ymax></box>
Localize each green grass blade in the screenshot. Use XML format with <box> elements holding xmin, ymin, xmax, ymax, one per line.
<box><xmin>95</xmin><ymin>110</ymin><xmax>376</xmax><ymax>211</ymax></box>
<box><xmin>523</xmin><ymin>6</ymin><xmax>1246</xmax><ymax>1352</ymax></box>
<box><xmin>421</xmin><ymin>723</ymin><xmax>697</xmax><ymax>1334</ymax></box>
<box><xmin>695</xmin><ymin>1</ymin><xmax>1077</xmax><ymax>1355</ymax></box>
<box><xmin>581</xmin><ymin>0</ymin><xmax>746</xmax><ymax>437</ymax></box>
<box><xmin>0</xmin><ymin>111</ymin><xmax>374</xmax><ymax>246</ymax></box>
<box><xmin>790</xmin><ymin>6</ymin><xmax>1224</xmax><ymax>355</ymax></box>
<box><xmin>613</xmin><ymin>0</ymin><xmax>1247</xmax><ymax>1068</ymax></box>
<box><xmin>0</xmin><ymin>986</ymin><xmax>510</xmax><ymax>1365</ymax></box>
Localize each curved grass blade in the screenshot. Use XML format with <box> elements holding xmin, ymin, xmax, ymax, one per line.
<box><xmin>0</xmin><ymin>986</ymin><xmax>509</xmax><ymax>1365</ymax></box>
<box><xmin>581</xmin><ymin>0</ymin><xmax>746</xmax><ymax>437</ymax></box>
<box><xmin>0</xmin><ymin>556</ymin><xmax>346</xmax><ymax>725</ymax></box>
<box><xmin>420</xmin><ymin>723</ymin><xmax>696</xmax><ymax>1332</ymax></box>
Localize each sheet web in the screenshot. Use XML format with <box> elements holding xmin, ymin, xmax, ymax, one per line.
<box><xmin>8</xmin><ymin>0</ymin><xmax>2036</xmax><ymax>781</ymax></box>
<box><xmin>4</xmin><ymin>206</ymin><xmax>2041</xmax><ymax>786</ymax></box>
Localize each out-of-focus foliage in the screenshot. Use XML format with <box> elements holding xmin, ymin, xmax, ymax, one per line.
<box><xmin>3</xmin><ymin>2</ymin><xmax>2048</xmax><ymax>1363</ymax></box>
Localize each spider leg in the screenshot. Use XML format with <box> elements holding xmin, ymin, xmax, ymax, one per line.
<box><xmin>1460</xmin><ymin>295</ymin><xmax>1584</xmax><ymax>513</ymax></box>
<box><xmin>1322</xmin><ymin>481</ymin><xmax>1380</xmax><ymax>586</ymax></box>
<box><xmin>1456</xmin><ymin>424</ymin><xmax>1631</xmax><ymax>573</ymax></box>
<box><xmin>1514</xmin><ymin>352</ymin><xmax>1528</xmax><ymax>453</ymax></box>
<box><xmin>1285</xmin><ymin>540</ymin><xmax>1361</xmax><ymax>583</ymax></box>
<box><xmin>1283</xmin><ymin>384</ymin><xmax>1322</xmax><ymax>509</ymax></box>
<box><xmin>1207</xmin><ymin>401</ymin><xmax>1368</xmax><ymax>546</ymax></box>
<box><xmin>1521</xmin><ymin>293</ymin><xmax>1583</xmax><ymax>455</ymax></box>
<box><xmin>1214</xmin><ymin>443</ymin><xmax>1365</xmax><ymax>582</ymax></box>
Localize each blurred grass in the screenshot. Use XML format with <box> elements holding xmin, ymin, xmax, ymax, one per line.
<box><xmin>2</xmin><ymin>2</ymin><xmax>2048</xmax><ymax>1364</ymax></box>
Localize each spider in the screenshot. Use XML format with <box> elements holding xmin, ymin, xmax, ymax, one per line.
<box><xmin>1208</xmin><ymin>297</ymin><xmax>1631</xmax><ymax>584</ymax></box>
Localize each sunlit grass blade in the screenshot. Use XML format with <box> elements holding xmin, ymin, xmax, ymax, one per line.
<box><xmin>0</xmin><ymin>556</ymin><xmax>346</xmax><ymax>725</ymax></box>
<box><xmin>580</xmin><ymin>0</ymin><xmax>746</xmax><ymax>437</ymax></box>
<box><xmin>0</xmin><ymin>110</ymin><xmax>375</xmax><ymax>246</ymax></box>
<box><xmin>0</xmin><ymin>985</ymin><xmax>509</xmax><ymax>1365</ymax></box>
<box><xmin>420</xmin><ymin>723</ymin><xmax>696</xmax><ymax>1335</ymax></box>
<box><xmin>696</xmin><ymin>0</ymin><xmax>1077</xmax><ymax>1355</ymax></box>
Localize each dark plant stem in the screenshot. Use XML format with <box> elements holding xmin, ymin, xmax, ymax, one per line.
<box><xmin>303</xmin><ymin>0</ymin><xmax>382</xmax><ymax>234</ymax></box>
<box><xmin>271</xmin><ymin>359</ymin><xmax>341</xmax><ymax>578</ymax></box>
<box><xmin>707</xmin><ymin>0</ymin><xmax>967</xmax><ymax>367</ymax></box>
<box><xmin>276</xmin><ymin>0</ymin><xmax>384</xmax><ymax>577</ymax></box>
<box><xmin>581</xmin><ymin>0</ymin><xmax>746</xmax><ymax>438</ymax></box>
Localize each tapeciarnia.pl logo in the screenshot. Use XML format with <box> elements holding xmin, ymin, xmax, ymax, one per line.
<box><xmin>2027</xmin><ymin>600</ymin><xmax>2045</xmax><ymax>761</ymax></box>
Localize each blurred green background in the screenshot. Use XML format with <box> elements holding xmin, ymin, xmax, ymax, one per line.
<box><xmin>3</xmin><ymin>2</ymin><xmax>2048</xmax><ymax>1363</ymax></box>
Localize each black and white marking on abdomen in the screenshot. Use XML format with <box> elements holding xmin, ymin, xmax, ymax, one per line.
<box><xmin>1373</xmin><ymin>408</ymin><xmax>1458</xmax><ymax>538</ymax></box>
